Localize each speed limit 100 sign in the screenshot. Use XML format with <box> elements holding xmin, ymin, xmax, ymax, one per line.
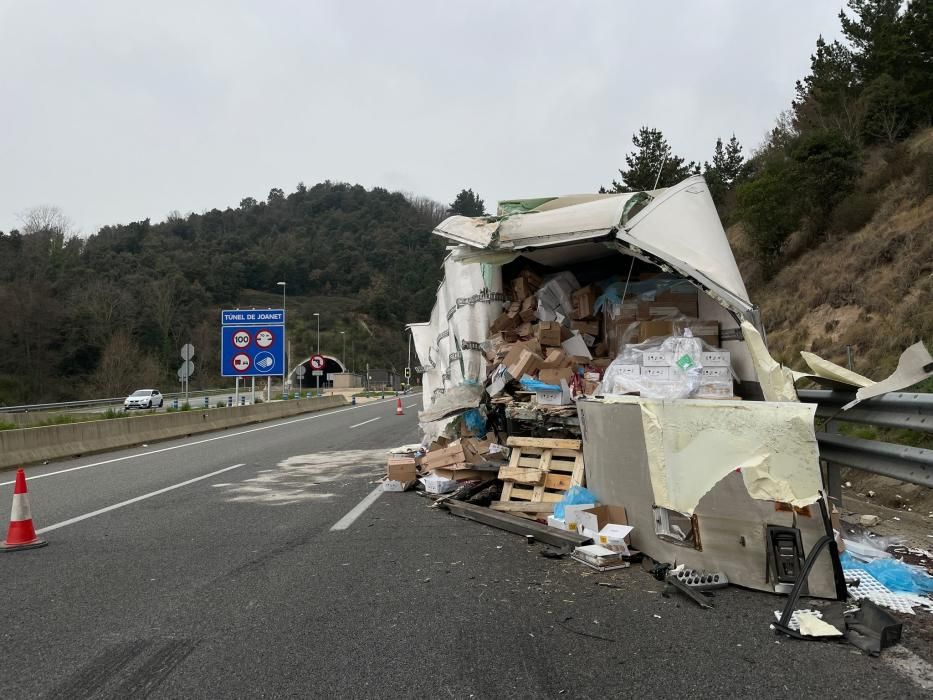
<box><xmin>310</xmin><ymin>354</ymin><xmax>325</xmax><ymax>371</ymax></box>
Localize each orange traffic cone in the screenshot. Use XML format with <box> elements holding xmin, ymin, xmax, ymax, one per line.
<box><xmin>396</xmin><ymin>398</ymin><xmax>404</xmax><ymax>416</ymax></box>
<box><xmin>1</xmin><ymin>469</ymin><xmax>47</xmax><ymax>552</ymax></box>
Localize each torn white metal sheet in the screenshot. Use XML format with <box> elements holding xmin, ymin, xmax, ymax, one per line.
<box><xmin>578</xmin><ymin>398</ymin><xmax>837</xmax><ymax>597</ymax></box>
<box><xmin>799</xmin><ymin>352</ymin><xmax>874</xmax><ymax>388</ymax></box>
<box><xmin>432</xmin><ymin>176</ymin><xmax>755</xmax><ymax>318</ymax></box>
<box><xmin>618</xmin><ymin>177</ymin><xmax>752</xmax><ymax>313</ymax></box>
<box><xmin>633</xmin><ymin>396</ymin><xmax>823</xmax><ymax>515</ymax></box>
<box><xmin>741</xmin><ymin>320</ymin><xmax>798</xmax><ymax>402</ymax></box>
<box><xmin>843</xmin><ymin>341</ymin><xmax>933</xmax><ymax>410</ymax></box>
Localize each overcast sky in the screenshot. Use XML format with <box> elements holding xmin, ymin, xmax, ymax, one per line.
<box><xmin>0</xmin><ymin>1</ymin><xmax>844</xmax><ymax>235</ymax></box>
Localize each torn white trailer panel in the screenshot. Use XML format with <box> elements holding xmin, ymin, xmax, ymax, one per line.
<box><xmin>434</xmin><ymin>176</ymin><xmax>754</xmax><ymax>319</ymax></box>
<box><xmin>577</xmin><ymin>397</ymin><xmax>837</xmax><ymax>597</ymax></box>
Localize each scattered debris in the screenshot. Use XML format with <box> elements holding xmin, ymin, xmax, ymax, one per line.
<box><xmin>663</xmin><ymin>570</ymin><xmax>713</xmax><ymax>609</ymax></box>
<box><xmin>858</xmin><ymin>514</ymin><xmax>881</xmax><ymax>527</ymax></box>
<box><xmin>571</xmin><ymin>544</ymin><xmax>629</xmax><ymax>572</ymax></box>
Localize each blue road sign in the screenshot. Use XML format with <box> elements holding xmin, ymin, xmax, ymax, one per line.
<box><xmin>221</xmin><ymin>309</ymin><xmax>285</xmax><ymax>378</ymax></box>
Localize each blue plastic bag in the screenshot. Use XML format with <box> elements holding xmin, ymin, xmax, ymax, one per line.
<box><xmin>462</xmin><ymin>408</ymin><xmax>487</xmax><ymax>437</ymax></box>
<box><xmin>841</xmin><ymin>551</ymin><xmax>933</xmax><ymax>594</ymax></box>
<box><xmin>553</xmin><ymin>485</ymin><xmax>598</xmax><ymax>519</ymax></box>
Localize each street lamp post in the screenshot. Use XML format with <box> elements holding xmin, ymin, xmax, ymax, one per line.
<box><xmin>277</xmin><ymin>281</ymin><xmax>286</xmax><ymax>397</ymax></box>
<box><xmin>313</xmin><ymin>312</ymin><xmax>320</xmax><ymax>392</ymax></box>
<box><xmin>340</xmin><ymin>331</ymin><xmax>346</xmax><ymax>370</ymax></box>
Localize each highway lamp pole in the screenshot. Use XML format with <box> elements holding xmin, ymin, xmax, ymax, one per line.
<box><xmin>277</xmin><ymin>281</ymin><xmax>286</xmax><ymax>398</ymax></box>
<box><xmin>340</xmin><ymin>331</ymin><xmax>346</xmax><ymax>371</ymax></box>
<box><xmin>313</xmin><ymin>312</ymin><xmax>320</xmax><ymax>393</ymax></box>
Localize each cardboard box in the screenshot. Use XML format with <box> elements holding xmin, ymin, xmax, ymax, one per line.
<box><xmin>615</xmin><ymin>364</ymin><xmax>641</xmax><ymax>377</ymax></box>
<box><xmin>571</xmin><ymin>319</ymin><xmax>599</xmax><ymax>336</ymax></box>
<box><xmin>432</xmin><ymin>467</ymin><xmax>489</xmax><ymax>481</ymax></box>
<box><xmin>421</xmin><ymin>443</ymin><xmax>470</xmax><ymax>470</ymax></box>
<box><xmin>654</xmin><ymin>290</ymin><xmax>698</xmax><ymax>318</ymax></box>
<box><xmin>420</xmin><ymin>475</ymin><xmax>458</xmax><ymax>494</ymax></box>
<box><xmin>642</xmin><ymin>366</ymin><xmax>671</xmax><ymax>379</ymax></box>
<box><xmin>538</xmin><ymin>348</ymin><xmax>571</xmax><ymax>370</ymax></box>
<box><xmin>571</xmin><ymin>285</ymin><xmax>598</xmax><ymax>320</ymax></box>
<box><xmin>701</xmin><ymin>366</ymin><xmax>731</xmax><ymax>379</ymax></box>
<box><xmin>642</xmin><ymin>351</ymin><xmax>673</xmax><ymax>366</ymax></box>
<box><xmin>386</xmin><ymin>457</ymin><xmax>418</xmax><ymax>483</ymax></box>
<box><xmin>563</xmin><ymin>503</ymin><xmax>597</xmax><ymax>531</ymax></box>
<box><xmin>535</xmin><ymin>321</ymin><xmax>563</xmax><ymax>347</ymax></box>
<box><xmin>535</xmin><ymin>380</ymin><xmax>572</xmax><ymax>406</ymax></box>
<box><xmin>683</xmin><ymin>320</ymin><xmax>719</xmax><ymax>347</ymax></box>
<box><xmin>561</xmin><ymin>333</ymin><xmax>592</xmax><ymax>361</ymax></box>
<box><xmin>516</xmin><ymin>321</ymin><xmax>533</xmax><ymax>338</ymax></box>
<box><xmin>520</xmin><ymin>307</ymin><xmax>537</xmax><ymax>323</ymax></box>
<box><xmin>701</xmin><ymin>351</ymin><xmax>731</xmax><ymax>367</ymax></box>
<box><xmin>539</xmin><ymin>367</ymin><xmax>574</xmax><ymax>385</ymax></box>
<box><xmin>507</xmin><ymin>349</ymin><xmax>542</xmax><ymax>380</ymax></box>
<box><xmin>595</xmin><ymin>523</ymin><xmax>634</xmax><ymax>554</ymax></box>
<box><xmin>695</xmin><ymin>381</ymin><xmax>733</xmax><ymax>399</ymax></box>
<box><xmin>489</xmin><ymin>312</ymin><xmax>515</xmax><ymax>333</ymax></box>
<box><xmin>638</xmin><ymin>320</ymin><xmax>675</xmax><ymax>342</ymax></box>
<box><xmin>577</xmin><ymin>505</ymin><xmax>628</xmax><ymax>538</ymax></box>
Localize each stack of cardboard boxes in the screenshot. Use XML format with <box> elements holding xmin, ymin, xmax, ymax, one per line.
<box><xmin>485</xmin><ymin>268</ymin><xmax>735</xmax><ymax>404</ymax></box>
<box><xmin>386</xmin><ymin>435</ymin><xmax>511</xmax><ymax>493</ymax></box>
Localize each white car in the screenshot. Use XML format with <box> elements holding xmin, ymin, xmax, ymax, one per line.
<box><xmin>124</xmin><ymin>389</ymin><xmax>164</xmax><ymax>410</ymax></box>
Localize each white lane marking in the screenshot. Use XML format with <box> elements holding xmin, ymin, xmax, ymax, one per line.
<box><xmin>36</xmin><ymin>464</ymin><xmax>246</xmax><ymax>534</ymax></box>
<box><xmin>405</xmin><ymin>404</ymin><xmax>418</xmax><ymax>409</ymax></box>
<box><xmin>330</xmin><ymin>487</ymin><xmax>383</xmax><ymax>531</ymax></box>
<box><xmin>349</xmin><ymin>417</ymin><xmax>381</xmax><ymax>429</ymax></box>
<box><xmin>882</xmin><ymin>644</ymin><xmax>933</xmax><ymax>691</ymax></box>
<box><xmin>2</xmin><ymin>397</ymin><xmax>401</xmax><ymax>486</ymax></box>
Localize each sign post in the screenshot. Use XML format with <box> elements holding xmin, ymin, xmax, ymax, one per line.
<box><xmin>221</xmin><ymin>309</ymin><xmax>285</xmax><ymax>398</ymax></box>
<box><xmin>296</xmin><ymin>364</ymin><xmax>306</xmax><ymax>393</ymax></box>
<box><xmin>310</xmin><ymin>354</ymin><xmax>325</xmax><ymax>394</ymax></box>
<box><xmin>179</xmin><ymin>344</ymin><xmax>195</xmax><ymax>404</ymax></box>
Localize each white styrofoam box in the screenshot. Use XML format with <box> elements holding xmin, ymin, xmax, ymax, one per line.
<box><xmin>562</xmin><ymin>503</ymin><xmax>597</xmax><ymax>532</ymax></box>
<box><xmin>595</xmin><ymin>524</ymin><xmax>634</xmax><ymax>554</ymax></box>
<box><xmin>616</xmin><ymin>364</ymin><xmax>641</xmax><ymax>377</ymax></box>
<box><xmin>547</xmin><ymin>515</ymin><xmax>569</xmax><ymax>531</ymax></box>
<box><xmin>701</xmin><ymin>366</ymin><xmax>731</xmax><ymax>379</ymax></box>
<box><xmin>382</xmin><ymin>479</ymin><xmax>414</xmax><ymax>492</ymax></box>
<box><xmin>420</xmin><ymin>475</ymin><xmax>458</xmax><ymax>494</ymax></box>
<box><xmin>642</xmin><ymin>366</ymin><xmax>671</xmax><ymax>379</ymax></box>
<box><xmin>694</xmin><ymin>381</ymin><xmax>732</xmax><ymax>398</ymax></box>
<box><xmin>701</xmin><ymin>351</ymin><xmax>731</xmax><ymax>367</ymax></box>
<box><xmin>642</xmin><ymin>351</ymin><xmax>673</xmax><ymax>366</ymax></box>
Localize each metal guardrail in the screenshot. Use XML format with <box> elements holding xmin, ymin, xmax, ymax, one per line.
<box><xmin>797</xmin><ymin>389</ymin><xmax>933</xmax><ymax>499</ymax></box>
<box><xmin>0</xmin><ymin>388</ymin><xmax>237</xmax><ymax>413</ymax></box>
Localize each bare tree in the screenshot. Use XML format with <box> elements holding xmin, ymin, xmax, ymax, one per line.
<box><xmin>17</xmin><ymin>205</ymin><xmax>74</xmax><ymax>237</ymax></box>
<box><xmin>90</xmin><ymin>331</ymin><xmax>161</xmax><ymax>396</ymax></box>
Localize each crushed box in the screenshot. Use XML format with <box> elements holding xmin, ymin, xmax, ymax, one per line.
<box><xmin>535</xmin><ymin>321</ymin><xmax>563</xmax><ymax>347</ymax></box>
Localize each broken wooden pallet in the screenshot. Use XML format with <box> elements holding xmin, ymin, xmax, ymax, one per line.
<box><xmin>491</xmin><ymin>437</ymin><xmax>585</xmax><ymax>517</ymax></box>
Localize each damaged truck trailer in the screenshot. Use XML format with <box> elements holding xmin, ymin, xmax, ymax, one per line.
<box><xmin>408</xmin><ymin>175</ymin><xmax>843</xmax><ymax>598</ymax></box>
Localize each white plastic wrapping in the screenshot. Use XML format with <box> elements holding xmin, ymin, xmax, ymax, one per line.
<box><xmin>599</xmin><ymin>332</ymin><xmax>706</xmax><ymax>400</ymax></box>
<box><xmin>409</xmin><ymin>251</ymin><xmax>505</xmax><ymax>433</ymax></box>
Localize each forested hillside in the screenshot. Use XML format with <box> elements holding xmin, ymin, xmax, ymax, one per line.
<box><xmin>603</xmin><ymin>0</ymin><xmax>931</xmax><ymax>379</ymax></box>
<box><xmin>0</xmin><ymin>183</ymin><xmax>449</xmax><ymax>404</ymax></box>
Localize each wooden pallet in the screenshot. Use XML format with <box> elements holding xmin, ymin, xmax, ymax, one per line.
<box><xmin>491</xmin><ymin>437</ymin><xmax>585</xmax><ymax>516</ymax></box>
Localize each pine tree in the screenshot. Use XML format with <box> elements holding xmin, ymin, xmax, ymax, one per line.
<box><xmin>448</xmin><ymin>189</ymin><xmax>486</xmax><ymax>217</ymax></box>
<box><xmin>603</xmin><ymin>127</ymin><xmax>698</xmax><ymax>193</ymax></box>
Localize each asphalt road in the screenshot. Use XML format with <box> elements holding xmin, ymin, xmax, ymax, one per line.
<box><xmin>1</xmin><ymin>396</ymin><xmax>930</xmax><ymax>698</ymax></box>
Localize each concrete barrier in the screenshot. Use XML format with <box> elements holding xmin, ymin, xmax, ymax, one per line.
<box><xmin>0</xmin><ymin>396</ymin><xmax>348</xmax><ymax>470</ymax></box>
